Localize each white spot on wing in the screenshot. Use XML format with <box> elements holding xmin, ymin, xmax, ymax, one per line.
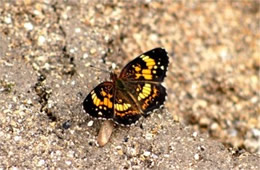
<box><xmin>160</xmin><ymin>65</ymin><xmax>164</xmax><ymax>70</ymax></box>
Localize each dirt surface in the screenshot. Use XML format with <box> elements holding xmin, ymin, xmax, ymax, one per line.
<box><xmin>0</xmin><ymin>0</ymin><xmax>259</xmax><ymax>169</ymax></box>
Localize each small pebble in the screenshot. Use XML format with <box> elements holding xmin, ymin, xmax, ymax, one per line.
<box><xmin>145</xmin><ymin>133</ymin><xmax>153</xmax><ymax>140</ymax></box>
<box><xmin>4</xmin><ymin>16</ymin><xmax>12</xmax><ymax>24</ymax></box>
<box><xmin>111</xmin><ymin>63</ymin><xmax>117</xmax><ymax>69</ymax></box>
<box><xmin>83</xmin><ymin>53</ymin><xmax>89</xmax><ymax>59</ymax></box>
<box><xmin>37</xmin><ymin>159</ymin><xmax>45</xmax><ymax>166</ymax></box>
<box><xmin>192</xmin><ymin>131</ymin><xmax>198</xmax><ymax>138</ymax></box>
<box><xmin>164</xmin><ymin>154</ymin><xmax>170</xmax><ymax>158</ymax></box>
<box><xmin>62</xmin><ymin>121</ymin><xmax>71</xmax><ymax>129</ymax></box>
<box><xmin>24</xmin><ymin>22</ymin><xmax>34</xmax><ymax>31</ymax></box>
<box><xmin>65</xmin><ymin>160</ymin><xmax>72</xmax><ymax>166</ymax></box>
<box><xmin>97</xmin><ymin>120</ymin><xmax>114</xmax><ymax>147</ymax></box>
<box><xmin>143</xmin><ymin>151</ymin><xmax>151</xmax><ymax>157</ymax></box>
<box><xmin>90</xmin><ymin>48</ymin><xmax>97</xmax><ymax>54</ymax></box>
<box><xmin>194</xmin><ymin>153</ymin><xmax>200</xmax><ymax>160</ymax></box>
<box><xmin>87</xmin><ymin>120</ymin><xmax>94</xmax><ymax>127</ymax></box>
<box><xmin>75</xmin><ymin>27</ymin><xmax>81</xmax><ymax>33</ymax></box>
<box><xmin>14</xmin><ymin>136</ymin><xmax>21</xmax><ymax>141</ymax></box>
<box><xmin>37</xmin><ymin>35</ymin><xmax>46</xmax><ymax>46</ymax></box>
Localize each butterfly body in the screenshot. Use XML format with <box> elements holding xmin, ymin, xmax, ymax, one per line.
<box><xmin>83</xmin><ymin>48</ymin><xmax>169</xmax><ymax>126</ymax></box>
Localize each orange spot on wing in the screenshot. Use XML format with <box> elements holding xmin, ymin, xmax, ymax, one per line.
<box><xmin>135</xmin><ymin>66</ymin><xmax>141</xmax><ymax>72</ymax></box>
<box><xmin>143</xmin><ymin>74</ymin><xmax>152</xmax><ymax>80</ymax></box>
<box><xmin>108</xmin><ymin>101</ymin><xmax>113</xmax><ymax>108</ymax></box>
<box><xmin>104</xmin><ymin>98</ymin><xmax>108</xmax><ymax>106</ymax></box>
<box><xmin>142</xmin><ymin>69</ymin><xmax>151</xmax><ymax>74</ymax></box>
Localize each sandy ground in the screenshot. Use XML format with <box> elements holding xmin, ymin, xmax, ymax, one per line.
<box><xmin>0</xmin><ymin>0</ymin><xmax>259</xmax><ymax>169</ymax></box>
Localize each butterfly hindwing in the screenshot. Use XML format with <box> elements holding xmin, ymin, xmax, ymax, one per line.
<box><xmin>113</xmin><ymin>89</ymin><xmax>142</xmax><ymax>125</ymax></box>
<box><xmin>83</xmin><ymin>82</ymin><xmax>114</xmax><ymax>119</ymax></box>
<box><xmin>119</xmin><ymin>48</ymin><xmax>169</xmax><ymax>82</ymax></box>
<box><xmin>124</xmin><ymin>81</ymin><xmax>167</xmax><ymax>116</ymax></box>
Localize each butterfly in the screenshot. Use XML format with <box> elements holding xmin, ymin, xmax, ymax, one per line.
<box><xmin>83</xmin><ymin>48</ymin><xmax>169</xmax><ymax>126</ymax></box>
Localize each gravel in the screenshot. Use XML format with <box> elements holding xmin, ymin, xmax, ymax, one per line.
<box><xmin>0</xmin><ymin>0</ymin><xmax>259</xmax><ymax>169</ymax></box>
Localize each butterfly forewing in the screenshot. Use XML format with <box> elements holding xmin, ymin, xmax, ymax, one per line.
<box><xmin>83</xmin><ymin>82</ymin><xmax>114</xmax><ymax>119</ymax></box>
<box><xmin>119</xmin><ymin>48</ymin><xmax>169</xmax><ymax>82</ymax></box>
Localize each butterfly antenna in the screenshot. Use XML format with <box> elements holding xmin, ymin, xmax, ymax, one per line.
<box><xmin>89</xmin><ymin>64</ymin><xmax>111</xmax><ymax>74</ymax></box>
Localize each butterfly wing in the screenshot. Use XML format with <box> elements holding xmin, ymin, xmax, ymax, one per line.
<box><xmin>119</xmin><ymin>48</ymin><xmax>169</xmax><ymax>82</ymax></box>
<box><xmin>83</xmin><ymin>82</ymin><xmax>114</xmax><ymax>119</ymax></box>
<box><xmin>119</xmin><ymin>48</ymin><xmax>168</xmax><ymax>117</ymax></box>
<box><xmin>124</xmin><ymin>81</ymin><xmax>167</xmax><ymax>116</ymax></box>
<box><xmin>113</xmin><ymin>88</ymin><xmax>142</xmax><ymax>126</ymax></box>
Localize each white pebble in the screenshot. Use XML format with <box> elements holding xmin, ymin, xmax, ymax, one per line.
<box><xmin>111</xmin><ymin>63</ymin><xmax>117</xmax><ymax>69</ymax></box>
<box><xmin>38</xmin><ymin>159</ymin><xmax>45</xmax><ymax>166</ymax></box>
<box><xmin>4</xmin><ymin>16</ymin><xmax>12</xmax><ymax>24</ymax></box>
<box><xmin>87</xmin><ymin>120</ymin><xmax>94</xmax><ymax>127</ymax></box>
<box><xmin>69</xmin><ymin>48</ymin><xmax>75</xmax><ymax>53</ymax></box>
<box><xmin>194</xmin><ymin>153</ymin><xmax>200</xmax><ymax>160</ymax></box>
<box><xmin>75</xmin><ymin>27</ymin><xmax>81</xmax><ymax>33</ymax></box>
<box><xmin>192</xmin><ymin>131</ymin><xmax>198</xmax><ymax>138</ymax></box>
<box><xmin>143</xmin><ymin>151</ymin><xmax>151</xmax><ymax>157</ymax></box>
<box><xmin>83</xmin><ymin>53</ymin><xmax>89</xmax><ymax>59</ymax></box>
<box><xmin>38</xmin><ymin>35</ymin><xmax>46</xmax><ymax>45</ymax></box>
<box><xmin>14</xmin><ymin>136</ymin><xmax>21</xmax><ymax>141</ymax></box>
<box><xmin>65</xmin><ymin>160</ymin><xmax>72</xmax><ymax>166</ymax></box>
<box><xmin>24</xmin><ymin>22</ymin><xmax>34</xmax><ymax>31</ymax></box>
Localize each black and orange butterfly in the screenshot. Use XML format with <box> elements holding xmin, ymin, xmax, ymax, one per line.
<box><xmin>83</xmin><ymin>48</ymin><xmax>169</xmax><ymax>126</ymax></box>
